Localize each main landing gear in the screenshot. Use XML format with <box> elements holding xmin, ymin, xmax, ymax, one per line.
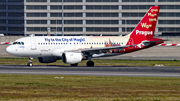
<box><xmin>86</xmin><ymin>56</ymin><xmax>94</xmax><ymax>67</ymax></box>
<box><xmin>27</xmin><ymin>57</ymin><xmax>33</xmax><ymax>67</ymax></box>
<box><xmin>86</xmin><ymin>61</ymin><xmax>94</xmax><ymax>67</ymax></box>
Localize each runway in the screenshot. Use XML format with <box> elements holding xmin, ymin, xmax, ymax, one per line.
<box><xmin>0</xmin><ymin>65</ymin><xmax>180</xmax><ymax>77</ymax></box>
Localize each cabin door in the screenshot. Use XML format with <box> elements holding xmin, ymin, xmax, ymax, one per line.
<box><xmin>128</xmin><ymin>38</ymin><xmax>134</xmax><ymax>49</ymax></box>
<box><xmin>31</xmin><ymin>39</ymin><xmax>37</xmax><ymax>50</ymax></box>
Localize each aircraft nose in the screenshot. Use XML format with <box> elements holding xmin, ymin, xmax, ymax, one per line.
<box><xmin>6</xmin><ymin>46</ymin><xmax>14</xmax><ymax>55</ymax></box>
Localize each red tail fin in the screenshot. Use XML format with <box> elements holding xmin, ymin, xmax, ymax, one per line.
<box><xmin>129</xmin><ymin>6</ymin><xmax>160</xmax><ymax>41</ymax></box>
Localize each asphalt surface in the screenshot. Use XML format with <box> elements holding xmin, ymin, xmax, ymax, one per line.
<box><xmin>0</xmin><ymin>65</ymin><xmax>180</xmax><ymax>77</ymax></box>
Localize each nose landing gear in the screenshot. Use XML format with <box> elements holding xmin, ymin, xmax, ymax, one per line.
<box><xmin>27</xmin><ymin>57</ymin><xmax>33</xmax><ymax>67</ymax></box>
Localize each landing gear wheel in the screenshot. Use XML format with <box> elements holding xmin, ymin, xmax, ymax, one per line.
<box><xmin>27</xmin><ymin>62</ymin><xmax>33</xmax><ymax>67</ymax></box>
<box><xmin>86</xmin><ymin>61</ymin><xmax>94</xmax><ymax>67</ymax></box>
<box><xmin>70</xmin><ymin>63</ymin><xmax>78</xmax><ymax>67</ymax></box>
<box><xmin>27</xmin><ymin>57</ymin><xmax>33</xmax><ymax>67</ymax></box>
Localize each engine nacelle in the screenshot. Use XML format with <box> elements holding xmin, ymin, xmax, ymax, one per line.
<box><xmin>38</xmin><ymin>57</ymin><xmax>57</xmax><ymax>63</ymax></box>
<box><xmin>62</xmin><ymin>52</ymin><xmax>83</xmax><ymax>64</ymax></box>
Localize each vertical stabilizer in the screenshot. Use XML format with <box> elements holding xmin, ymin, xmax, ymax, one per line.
<box><xmin>128</xmin><ymin>6</ymin><xmax>160</xmax><ymax>42</ymax></box>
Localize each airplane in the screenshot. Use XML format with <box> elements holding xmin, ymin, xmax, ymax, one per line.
<box><xmin>6</xmin><ymin>6</ymin><xmax>165</xmax><ymax>67</ymax></box>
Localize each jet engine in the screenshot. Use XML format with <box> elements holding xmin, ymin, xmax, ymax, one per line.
<box><xmin>62</xmin><ymin>52</ymin><xmax>83</xmax><ymax>64</ymax></box>
<box><xmin>38</xmin><ymin>57</ymin><xmax>57</xmax><ymax>63</ymax></box>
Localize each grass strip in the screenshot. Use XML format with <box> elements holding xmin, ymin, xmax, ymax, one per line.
<box><xmin>0</xmin><ymin>58</ymin><xmax>180</xmax><ymax>66</ymax></box>
<box><xmin>0</xmin><ymin>74</ymin><xmax>180</xmax><ymax>101</ymax></box>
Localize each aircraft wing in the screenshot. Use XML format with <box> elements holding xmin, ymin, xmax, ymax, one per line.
<box><xmin>80</xmin><ymin>45</ymin><xmax>133</xmax><ymax>53</ymax></box>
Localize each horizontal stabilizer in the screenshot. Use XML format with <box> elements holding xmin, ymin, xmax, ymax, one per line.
<box><xmin>142</xmin><ymin>39</ymin><xmax>169</xmax><ymax>44</ymax></box>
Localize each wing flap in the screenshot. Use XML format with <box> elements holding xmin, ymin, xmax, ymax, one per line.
<box><xmin>80</xmin><ymin>45</ymin><xmax>132</xmax><ymax>53</ymax></box>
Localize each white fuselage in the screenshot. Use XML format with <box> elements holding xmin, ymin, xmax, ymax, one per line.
<box><xmin>6</xmin><ymin>36</ymin><xmax>130</xmax><ymax>58</ymax></box>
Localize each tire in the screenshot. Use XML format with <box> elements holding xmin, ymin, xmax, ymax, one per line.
<box><xmin>70</xmin><ymin>63</ymin><xmax>78</xmax><ymax>67</ymax></box>
<box><xmin>27</xmin><ymin>62</ymin><xmax>33</xmax><ymax>67</ymax></box>
<box><xmin>86</xmin><ymin>61</ymin><xmax>94</xmax><ymax>67</ymax></box>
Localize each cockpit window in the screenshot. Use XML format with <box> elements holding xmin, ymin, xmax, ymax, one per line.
<box><xmin>21</xmin><ymin>42</ymin><xmax>24</xmax><ymax>45</ymax></box>
<box><xmin>13</xmin><ymin>42</ymin><xmax>17</xmax><ymax>45</ymax></box>
<box><xmin>13</xmin><ymin>42</ymin><xmax>24</xmax><ymax>45</ymax></box>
